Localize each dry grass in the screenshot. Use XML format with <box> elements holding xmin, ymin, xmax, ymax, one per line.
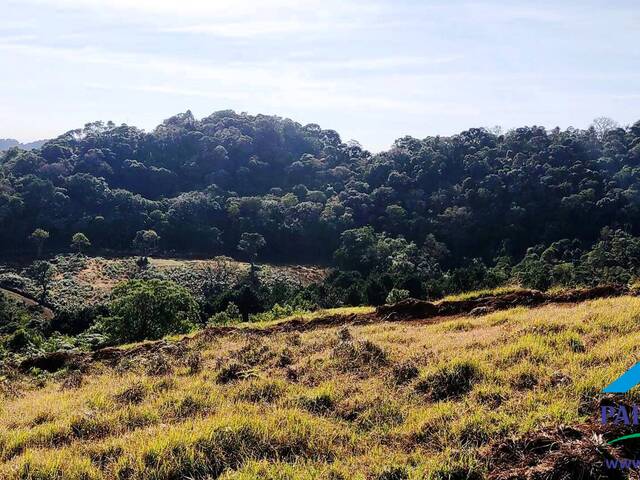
<box><xmin>436</xmin><ymin>285</ymin><xmax>526</xmax><ymax>303</ymax></box>
<box><xmin>1</xmin><ymin>296</ymin><xmax>639</xmax><ymax>478</ymax></box>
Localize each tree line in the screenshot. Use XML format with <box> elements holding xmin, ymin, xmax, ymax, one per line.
<box><xmin>2</xmin><ymin>110</ymin><xmax>640</xmax><ymax>291</ymax></box>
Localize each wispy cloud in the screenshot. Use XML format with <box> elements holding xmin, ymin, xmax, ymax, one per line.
<box><xmin>19</xmin><ymin>0</ymin><xmax>387</xmax><ymax>39</ymax></box>
<box><xmin>3</xmin><ymin>0</ymin><xmax>639</xmax><ymax>150</ymax></box>
<box><xmin>162</xmin><ymin>19</ymin><xmax>360</xmax><ymax>38</ymax></box>
<box><xmin>0</xmin><ymin>40</ymin><xmax>460</xmax><ymax>81</ymax></box>
<box><xmin>23</xmin><ymin>0</ymin><xmax>307</xmax><ymax>18</ymax></box>
<box><xmin>1</xmin><ymin>40</ymin><xmax>432</xmax><ymax>113</ymax></box>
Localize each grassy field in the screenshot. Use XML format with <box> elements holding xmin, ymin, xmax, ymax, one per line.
<box><xmin>0</xmin><ymin>296</ymin><xmax>639</xmax><ymax>479</ymax></box>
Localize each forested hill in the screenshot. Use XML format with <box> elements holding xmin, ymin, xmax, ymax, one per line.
<box><xmin>1</xmin><ymin>110</ymin><xmax>640</xmax><ymax>276</ymax></box>
<box><xmin>0</xmin><ymin>138</ymin><xmax>47</xmax><ymax>151</ymax></box>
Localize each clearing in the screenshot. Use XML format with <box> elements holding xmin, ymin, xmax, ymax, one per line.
<box><xmin>0</xmin><ymin>255</ymin><xmax>328</xmax><ymax>310</ymax></box>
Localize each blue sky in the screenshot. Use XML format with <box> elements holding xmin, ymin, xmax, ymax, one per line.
<box><xmin>2</xmin><ymin>0</ymin><xmax>639</xmax><ymax>151</ymax></box>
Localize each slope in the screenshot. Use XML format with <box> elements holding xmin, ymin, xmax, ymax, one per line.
<box><xmin>1</xmin><ymin>291</ymin><xmax>639</xmax><ymax>479</ymax></box>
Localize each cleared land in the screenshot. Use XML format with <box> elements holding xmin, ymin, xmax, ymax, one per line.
<box><xmin>0</xmin><ymin>255</ymin><xmax>327</xmax><ymax>310</ymax></box>
<box><xmin>0</xmin><ymin>291</ymin><xmax>638</xmax><ymax>479</ymax></box>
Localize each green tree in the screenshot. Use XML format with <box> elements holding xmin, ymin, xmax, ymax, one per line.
<box><xmin>133</xmin><ymin>229</ymin><xmax>160</xmax><ymax>257</ymax></box>
<box><xmin>29</xmin><ymin>228</ymin><xmax>49</xmax><ymax>257</ymax></box>
<box><xmin>71</xmin><ymin>232</ymin><xmax>91</xmax><ymax>254</ymax></box>
<box><xmin>234</xmin><ymin>284</ymin><xmax>263</xmax><ymax>322</ymax></box>
<box><xmin>237</xmin><ymin>233</ymin><xmax>266</xmax><ymax>270</ymax></box>
<box><xmin>99</xmin><ymin>279</ymin><xmax>198</xmax><ymax>343</ymax></box>
<box><xmin>386</xmin><ymin>288</ymin><xmax>410</xmax><ymax>304</ymax></box>
<box><xmin>513</xmin><ymin>250</ymin><xmax>552</xmax><ymax>291</ymax></box>
<box><xmin>27</xmin><ymin>260</ymin><xmax>55</xmax><ymax>303</ymax></box>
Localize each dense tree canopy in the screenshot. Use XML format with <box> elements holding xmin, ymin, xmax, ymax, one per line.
<box><xmin>2</xmin><ymin>110</ymin><xmax>639</xmax><ymax>277</ymax></box>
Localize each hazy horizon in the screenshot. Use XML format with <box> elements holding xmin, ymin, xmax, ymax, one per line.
<box><xmin>3</xmin><ymin>0</ymin><xmax>639</xmax><ymax>151</ymax></box>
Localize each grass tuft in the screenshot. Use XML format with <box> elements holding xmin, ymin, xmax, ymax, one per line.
<box><xmin>415</xmin><ymin>359</ymin><xmax>482</xmax><ymax>401</ymax></box>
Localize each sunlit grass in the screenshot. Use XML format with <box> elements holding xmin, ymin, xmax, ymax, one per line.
<box><xmin>2</xmin><ymin>296</ymin><xmax>640</xmax><ymax>478</ymax></box>
<box><xmin>437</xmin><ymin>285</ymin><xmax>526</xmax><ymax>302</ymax></box>
<box><xmin>240</xmin><ymin>305</ymin><xmax>375</xmax><ymax>328</ymax></box>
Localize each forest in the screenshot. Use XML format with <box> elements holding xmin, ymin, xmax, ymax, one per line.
<box><xmin>2</xmin><ymin>112</ymin><xmax>640</xmax><ymax>339</ymax></box>
<box><xmin>1</xmin><ymin>111</ymin><xmax>640</xmax><ymax>295</ymax></box>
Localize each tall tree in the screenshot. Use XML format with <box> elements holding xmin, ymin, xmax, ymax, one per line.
<box><xmin>29</xmin><ymin>229</ymin><xmax>49</xmax><ymax>257</ymax></box>
<box><xmin>71</xmin><ymin>233</ymin><xmax>91</xmax><ymax>255</ymax></box>
<box><xmin>27</xmin><ymin>260</ymin><xmax>55</xmax><ymax>303</ymax></box>
<box><xmin>237</xmin><ymin>233</ymin><xmax>266</xmax><ymax>271</ymax></box>
<box><xmin>133</xmin><ymin>229</ymin><xmax>160</xmax><ymax>257</ymax></box>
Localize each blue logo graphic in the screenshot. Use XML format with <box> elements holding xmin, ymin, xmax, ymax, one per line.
<box><xmin>603</xmin><ymin>362</ymin><xmax>640</xmax><ymax>393</ymax></box>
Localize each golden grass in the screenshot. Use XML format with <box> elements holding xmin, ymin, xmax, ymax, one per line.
<box><xmin>2</xmin><ymin>296</ymin><xmax>640</xmax><ymax>478</ymax></box>
<box><xmin>246</xmin><ymin>305</ymin><xmax>375</xmax><ymax>328</ymax></box>
<box><xmin>436</xmin><ymin>285</ymin><xmax>525</xmax><ymax>303</ymax></box>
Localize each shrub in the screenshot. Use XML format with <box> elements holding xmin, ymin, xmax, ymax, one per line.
<box><xmin>385</xmin><ymin>288</ymin><xmax>410</xmax><ymax>304</ymax></box>
<box><xmin>185</xmin><ymin>351</ymin><xmax>203</xmax><ymax>374</ymax></box>
<box><xmin>49</xmin><ymin>304</ymin><xmax>107</xmax><ymax>335</ymax></box>
<box><xmin>237</xmin><ymin>380</ymin><xmax>285</xmax><ymax>403</ymax></box>
<box><xmin>233</xmin><ymin>342</ymin><xmax>273</xmax><ymax>367</ymax></box>
<box><xmin>208</xmin><ymin>302</ymin><xmax>241</xmax><ymax>325</ymax></box>
<box><xmin>97</xmin><ymin>279</ymin><xmax>199</xmax><ymax>343</ymax></box>
<box><xmin>61</xmin><ymin>371</ymin><xmax>84</xmax><ymax>390</ymax></box>
<box><xmin>299</xmin><ymin>390</ymin><xmax>335</xmax><ymax>415</ymax></box>
<box><xmin>217</xmin><ymin>362</ymin><xmax>258</xmax><ymax>384</ymax></box>
<box><xmin>145</xmin><ymin>354</ymin><xmax>173</xmax><ymax>376</ymax></box>
<box><xmin>354</xmin><ymin>399</ymin><xmax>405</xmax><ymax>431</ymax></box>
<box><xmin>376</xmin><ymin>466</ymin><xmax>409</xmax><ymax>480</ymax></box>
<box><xmin>5</xmin><ymin>327</ymin><xmax>42</xmax><ymax>353</ymax></box>
<box><xmin>392</xmin><ymin>361</ymin><xmax>419</xmax><ymax>385</ymax></box>
<box><xmin>115</xmin><ymin>383</ymin><xmax>147</xmax><ymax>405</ymax></box>
<box><xmin>333</xmin><ymin>339</ymin><xmax>389</xmax><ymax>370</ymax></box>
<box><xmin>508</xmin><ymin>363</ymin><xmax>540</xmax><ymax>390</ymax></box>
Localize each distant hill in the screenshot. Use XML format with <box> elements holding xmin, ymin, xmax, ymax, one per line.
<box><xmin>1</xmin><ymin>110</ymin><xmax>639</xmax><ymax>292</ymax></box>
<box><xmin>0</xmin><ymin>138</ymin><xmax>48</xmax><ymax>151</ymax></box>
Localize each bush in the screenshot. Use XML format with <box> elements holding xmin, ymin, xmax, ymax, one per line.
<box><xmin>208</xmin><ymin>302</ymin><xmax>241</xmax><ymax>325</ymax></box>
<box><xmin>376</xmin><ymin>466</ymin><xmax>409</xmax><ymax>480</ymax></box>
<box><xmin>333</xmin><ymin>338</ymin><xmax>389</xmax><ymax>370</ymax></box>
<box><xmin>392</xmin><ymin>361</ymin><xmax>419</xmax><ymax>385</ymax></box>
<box><xmin>385</xmin><ymin>288</ymin><xmax>409</xmax><ymax>304</ymax></box>
<box><xmin>49</xmin><ymin>304</ymin><xmax>107</xmax><ymax>335</ymax></box>
<box><xmin>216</xmin><ymin>362</ymin><xmax>257</xmax><ymax>384</ymax></box>
<box><xmin>6</xmin><ymin>327</ymin><xmax>42</xmax><ymax>353</ymax></box>
<box><xmin>237</xmin><ymin>380</ymin><xmax>285</xmax><ymax>403</ymax></box>
<box><xmin>97</xmin><ymin>279</ymin><xmax>199</xmax><ymax>343</ymax></box>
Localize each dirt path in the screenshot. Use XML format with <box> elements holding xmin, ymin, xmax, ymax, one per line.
<box><xmin>0</xmin><ymin>287</ymin><xmax>54</xmax><ymax>320</ymax></box>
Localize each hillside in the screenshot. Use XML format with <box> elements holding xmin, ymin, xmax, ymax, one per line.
<box><xmin>0</xmin><ymin>255</ymin><xmax>326</xmax><ymax>311</ymax></box>
<box><xmin>2</xmin><ymin>112</ymin><xmax>640</xmax><ymax>298</ymax></box>
<box><xmin>0</xmin><ymin>139</ymin><xmax>47</xmax><ymax>151</ymax></box>
<box><xmin>0</xmin><ymin>291</ymin><xmax>637</xmax><ymax>479</ymax></box>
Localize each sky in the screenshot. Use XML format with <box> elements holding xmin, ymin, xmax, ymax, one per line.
<box><xmin>1</xmin><ymin>0</ymin><xmax>639</xmax><ymax>152</ymax></box>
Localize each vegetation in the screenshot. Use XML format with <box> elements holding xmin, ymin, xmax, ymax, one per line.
<box><xmin>26</xmin><ymin>261</ymin><xmax>55</xmax><ymax>304</ymax></box>
<box><xmin>71</xmin><ymin>233</ymin><xmax>91</xmax><ymax>255</ymax></box>
<box><xmin>1</xmin><ymin>111</ymin><xmax>639</xmax><ymax>300</ymax></box>
<box><xmin>0</xmin><ymin>296</ymin><xmax>636</xmax><ymax>478</ymax></box>
<box><xmin>0</xmin><ymin>111</ymin><xmax>638</xmax><ymax>477</ymax></box>
<box><xmin>96</xmin><ymin>279</ymin><xmax>199</xmax><ymax>343</ymax></box>
<box><xmin>29</xmin><ymin>229</ymin><xmax>49</xmax><ymax>257</ymax></box>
